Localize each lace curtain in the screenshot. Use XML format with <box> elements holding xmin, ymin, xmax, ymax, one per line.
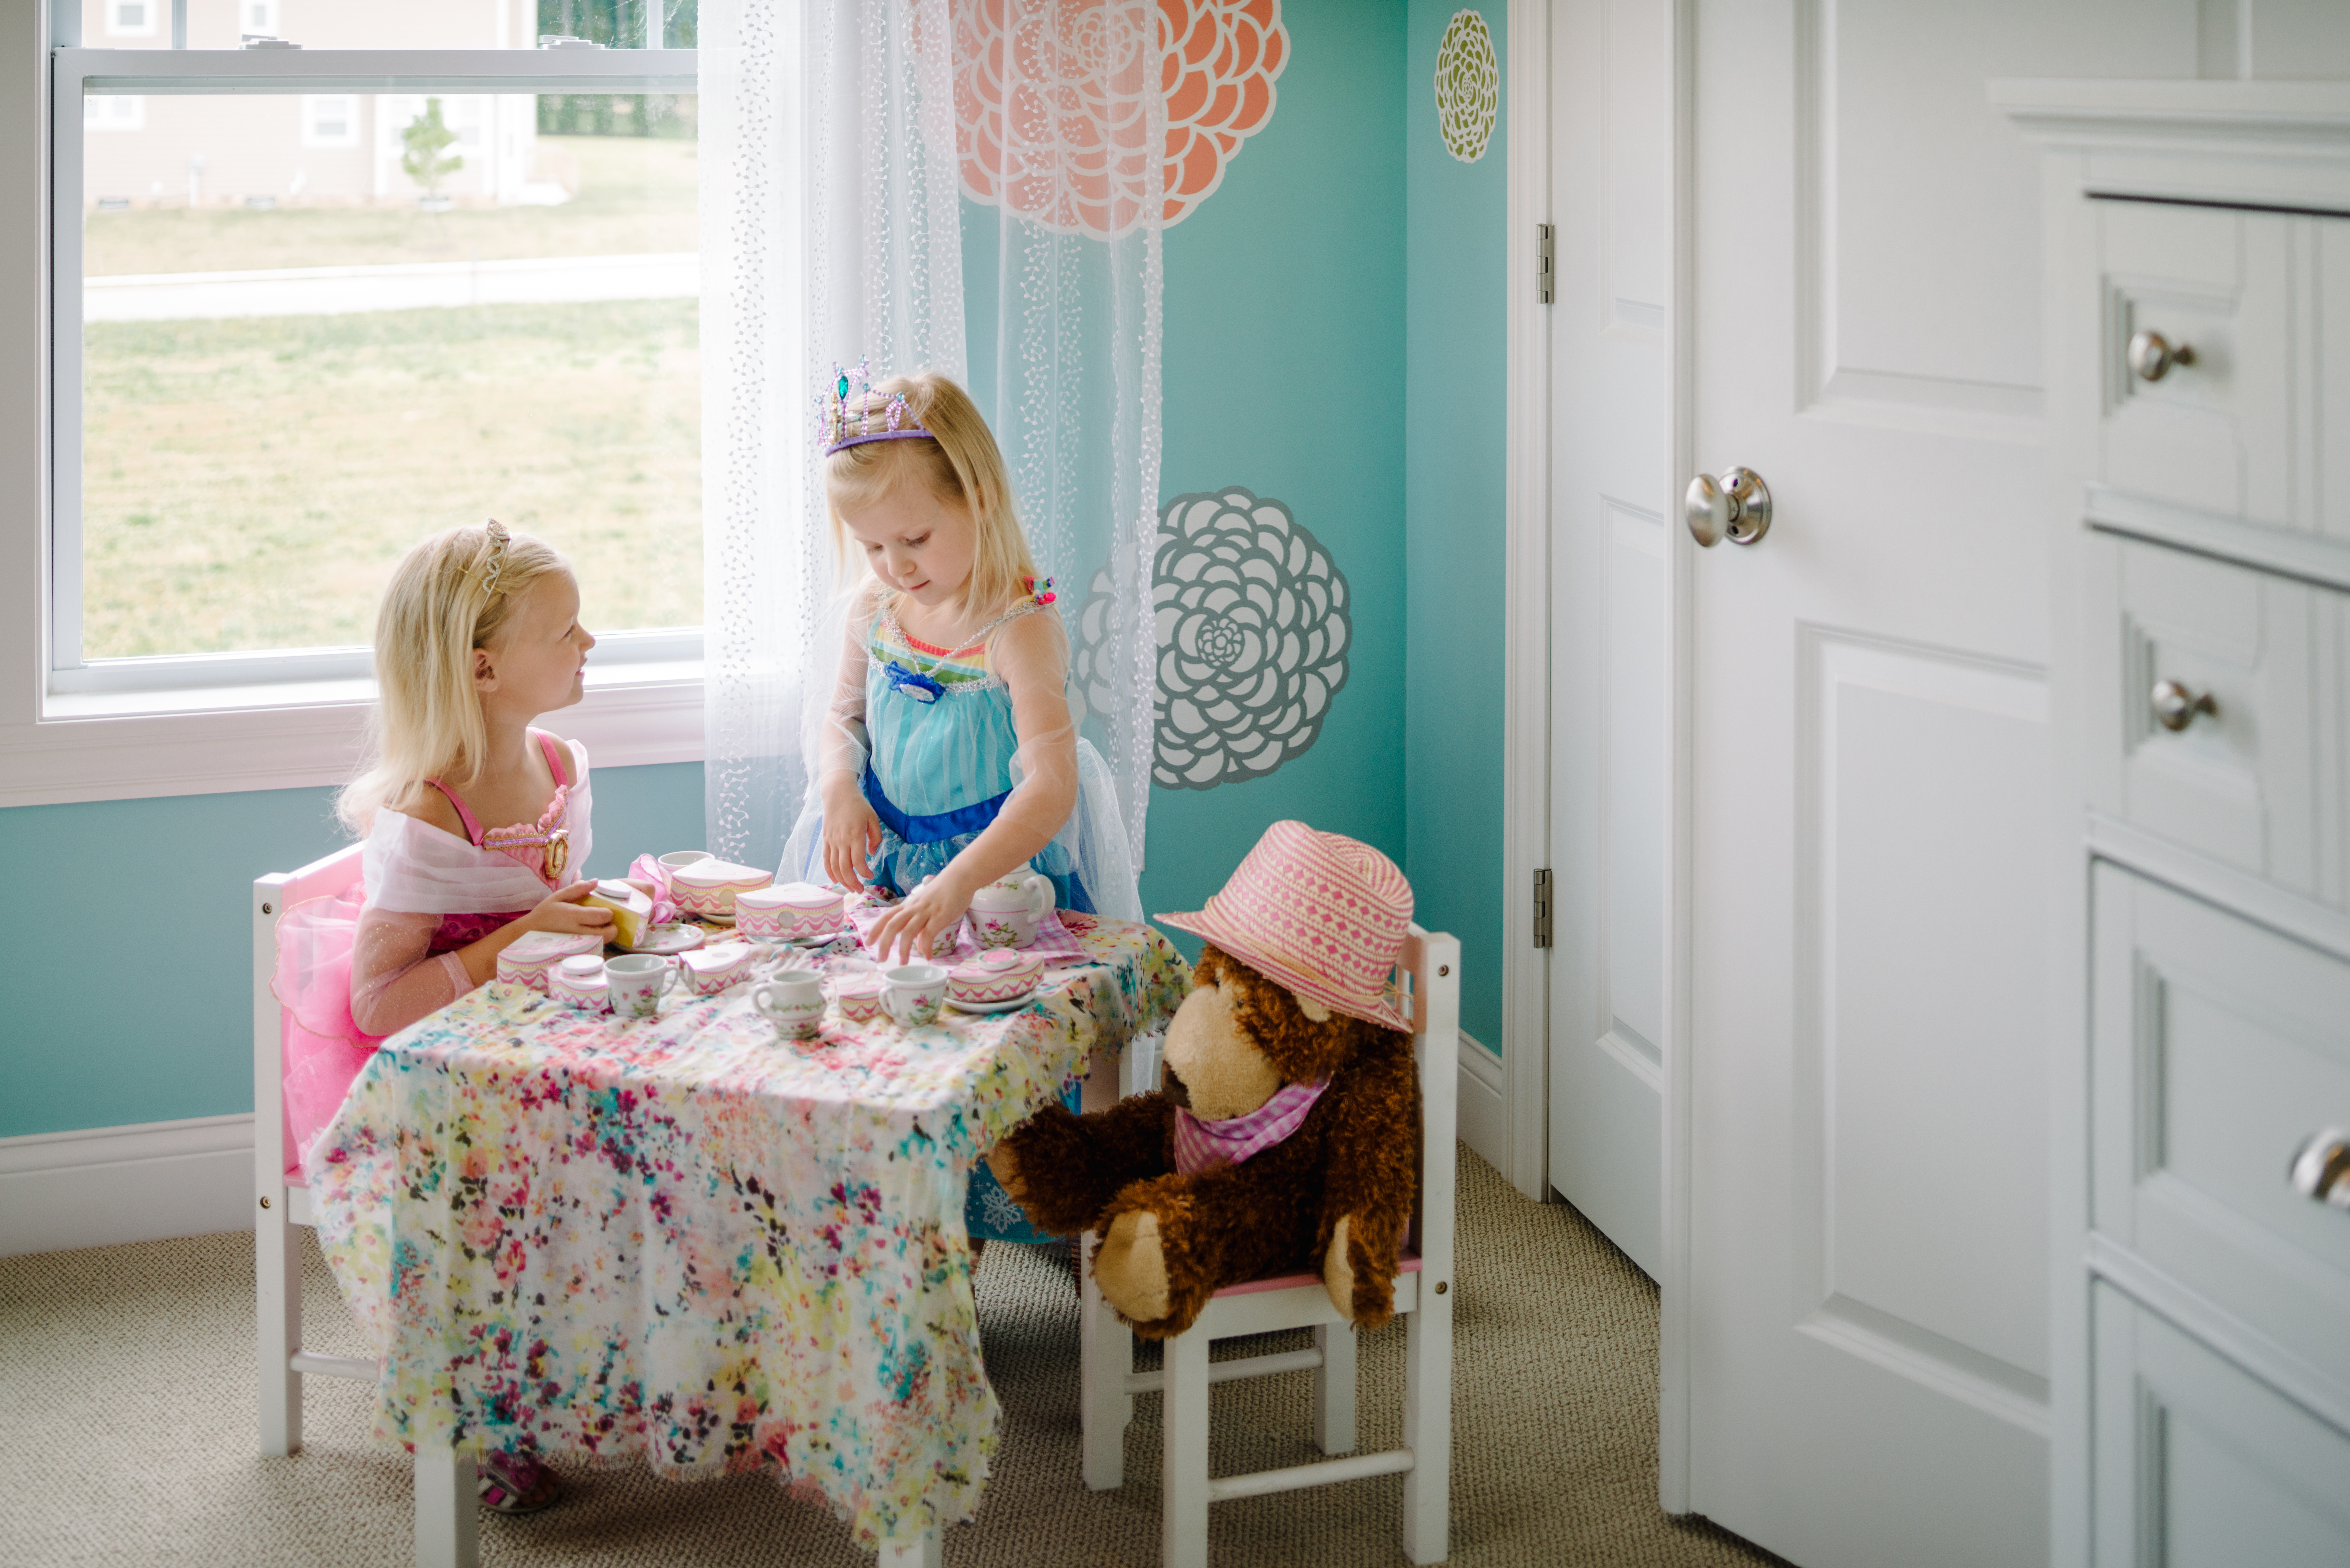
<box><xmin>703</xmin><ymin>0</ymin><xmax>1163</xmax><ymax>878</ymax></box>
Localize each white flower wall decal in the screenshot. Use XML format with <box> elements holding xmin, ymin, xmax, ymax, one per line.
<box><xmin>1073</xmin><ymin>487</ymin><xmax>1352</xmax><ymax>790</ymax></box>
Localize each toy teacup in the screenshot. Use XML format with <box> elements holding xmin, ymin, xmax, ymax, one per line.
<box><xmin>883</xmin><ymin>964</ymin><xmax>948</xmax><ymax>1028</ymax></box>
<box><xmin>605</xmin><ymin>954</ymin><xmax>677</xmax><ymax>1019</ymax></box>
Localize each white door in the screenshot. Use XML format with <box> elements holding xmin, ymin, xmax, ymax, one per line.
<box><xmin>1545</xmin><ymin>0</ymin><xmax>1672</xmax><ymax>1279</ymax></box>
<box><xmin>1678</xmin><ymin>4</ymin><xmax>2198</xmax><ymax>1564</ymax></box>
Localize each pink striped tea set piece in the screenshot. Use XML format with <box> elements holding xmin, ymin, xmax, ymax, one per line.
<box><xmin>947</xmin><ymin>948</ymin><xmax>1043</xmax><ymax>1005</ymax></box>
<box><xmin>549</xmin><ymin>955</ymin><xmax>610</xmax><ymax>1012</ymax></box>
<box><xmin>498</xmin><ymin>931</ymin><xmax>605</xmax><ymax>994</ymax></box>
<box><xmin>678</xmin><ymin>942</ymin><xmax>758</xmax><ymax>997</ymax></box>
<box><xmin>666</xmin><ymin>857</ymin><xmax>774</xmax><ymax>919</ymax></box>
<box><xmin>834</xmin><ymin>975</ymin><xmax>885</xmax><ymax>1024</ymax></box>
<box><xmin>736</xmin><ymin>882</ymin><xmax>844</xmax><ymax>943</ymax></box>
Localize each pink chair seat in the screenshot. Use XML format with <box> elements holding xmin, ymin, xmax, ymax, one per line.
<box><xmin>1211</xmin><ymin>1251</ymin><xmax>1420</xmax><ymax>1299</ymax></box>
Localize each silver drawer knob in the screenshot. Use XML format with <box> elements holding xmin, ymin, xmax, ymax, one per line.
<box><xmin>2151</xmin><ymin>679</ymin><xmax>2217</xmax><ymax>733</ymax></box>
<box><xmin>1684</xmin><ymin>467</ymin><xmax>1771</xmax><ymax>548</ymax></box>
<box><xmin>2289</xmin><ymin>1130</ymin><xmax>2350</xmax><ymax>1210</ymax></box>
<box><xmin>2127</xmin><ymin>329</ymin><xmax>2194</xmax><ymax>383</ymax></box>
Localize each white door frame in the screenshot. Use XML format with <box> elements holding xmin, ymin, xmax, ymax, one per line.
<box><xmin>1499</xmin><ymin>0</ymin><xmax>1698</xmax><ymax>1514</ymax></box>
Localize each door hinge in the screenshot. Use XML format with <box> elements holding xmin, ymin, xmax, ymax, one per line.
<box><xmin>1532</xmin><ymin>867</ymin><xmax>1553</xmax><ymax>948</ymax></box>
<box><xmin>1535</xmin><ymin>223</ymin><xmax>1555</xmax><ymax>305</ymax></box>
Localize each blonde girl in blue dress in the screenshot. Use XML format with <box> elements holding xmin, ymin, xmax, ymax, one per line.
<box><xmin>785</xmin><ymin>366</ymin><xmax>1139</xmax><ymax>968</ymax></box>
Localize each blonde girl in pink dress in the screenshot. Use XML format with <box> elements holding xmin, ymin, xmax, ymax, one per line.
<box><xmin>275</xmin><ymin>520</ymin><xmax>611</xmax><ymax>1514</ymax></box>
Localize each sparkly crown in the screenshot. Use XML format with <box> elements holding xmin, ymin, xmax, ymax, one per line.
<box><xmin>817</xmin><ymin>358</ymin><xmax>935</xmax><ymax>456</ymax></box>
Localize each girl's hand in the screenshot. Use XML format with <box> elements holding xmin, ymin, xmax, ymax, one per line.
<box><xmin>823</xmin><ymin>787</ymin><xmax>884</xmax><ymax>893</ymax></box>
<box><xmin>865</xmin><ymin>874</ymin><xmax>972</xmax><ymax>968</ymax></box>
<box><xmin>516</xmin><ymin>879</ymin><xmax>616</xmax><ymax>938</ymax></box>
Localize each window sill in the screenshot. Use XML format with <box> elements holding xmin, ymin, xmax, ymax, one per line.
<box><xmin>2</xmin><ymin>661</ymin><xmax>702</xmax><ymax>809</ymax></box>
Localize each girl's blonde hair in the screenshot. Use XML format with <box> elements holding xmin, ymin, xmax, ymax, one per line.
<box><xmin>824</xmin><ymin>371</ymin><xmax>1039</xmax><ymax>621</ymax></box>
<box><xmin>337</xmin><ymin>521</ymin><xmax>570</xmax><ymax>833</ymax></box>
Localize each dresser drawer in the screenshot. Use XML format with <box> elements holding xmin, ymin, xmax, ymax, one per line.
<box><xmin>2088</xmin><ymin>533</ymin><xmax>2346</xmax><ymax>908</ymax></box>
<box><xmin>2092</xmin><ymin>865</ymin><xmax>2350</xmax><ymax>1386</ymax></box>
<box><xmin>2092</xmin><ymin>1284</ymin><xmax>2350</xmax><ymax>1568</ymax></box>
<box><xmin>2096</xmin><ymin>200</ymin><xmax>2297</xmax><ymax>527</ymax></box>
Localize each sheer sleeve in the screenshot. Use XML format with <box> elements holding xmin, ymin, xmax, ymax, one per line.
<box><xmin>349</xmin><ymin>908</ymin><xmax>477</xmax><ymax>1038</ymax></box>
<box><xmin>816</xmin><ymin>589</ymin><xmax>877</xmax><ymax>790</ymax></box>
<box><xmin>989</xmin><ymin>609</ymin><xmax>1082</xmax><ymax>847</ymax></box>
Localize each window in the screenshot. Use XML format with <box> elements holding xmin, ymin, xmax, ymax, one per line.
<box><xmin>299</xmin><ymin>94</ymin><xmax>357</xmax><ymax>149</ymax></box>
<box><xmin>21</xmin><ymin>16</ymin><xmax>705</xmax><ymax>804</ymax></box>
<box><xmin>106</xmin><ymin>2</ymin><xmax>155</xmax><ymax>38</ymax></box>
<box><xmin>84</xmin><ymin>95</ymin><xmax>144</xmax><ymax>132</ymax></box>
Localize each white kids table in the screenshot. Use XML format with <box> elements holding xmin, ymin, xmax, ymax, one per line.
<box><xmin>306</xmin><ymin>915</ymin><xmax>1188</xmax><ymax>1563</ymax></box>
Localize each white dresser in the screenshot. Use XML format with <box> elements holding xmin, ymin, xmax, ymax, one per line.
<box><xmin>2000</xmin><ymin>82</ymin><xmax>2350</xmax><ymax>1565</ymax></box>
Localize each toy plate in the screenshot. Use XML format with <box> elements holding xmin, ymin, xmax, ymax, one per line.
<box><xmin>945</xmin><ymin>985</ymin><xmax>1042</xmax><ymax>1015</ymax></box>
<box><xmin>633</xmin><ymin>923</ymin><xmax>707</xmax><ymax>955</ymax></box>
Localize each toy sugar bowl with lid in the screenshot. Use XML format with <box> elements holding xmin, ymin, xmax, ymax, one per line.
<box><xmin>738</xmin><ymin>881</ymin><xmax>845</xmax><ymax>944</ymax></box>
<box><xmin>969</xmin><ymin>870</ymin><xmax>1054</xmax><ymax>949</ymax></box>
<box><xmin>948</xmin><ymin>947</ymin><xmax>1044</xmax><ymax>1009</ymax></box>
<box><xmin>667</xmin><ymin>857</ymin><xmax>774</xmax><ymax>921</ymax></box>
<box><xmin>751</xmin><ymin>970</ymin><xmax>827</xmax><ymax>1042</ymax></box>
<box><xmin>549</xmin><ymin>954</ymin><xmax>611</xmax><ymax>1011</ymax></box>
<box><xmin>678</xmin><ymin>941</ymin><xmax>758</xmax><ymax>998</ymax></box>
<box><xmin>499</xmin><ymin>931</ymin><xmax>604</xmax><ymax>994</ymax></box>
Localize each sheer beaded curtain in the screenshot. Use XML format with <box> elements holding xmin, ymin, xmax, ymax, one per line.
<box><xmin>702</xmin><ymin>0</ymin><xmax>967</xmax><ymax>872</ymax></box>
<box><xmin>955</xmin><ymin>0</ymin><xmax>1167</xmax><ymax>877</ymax></box>
<box><xmin>702</xmin><ymin>0</ymin><xmax>1163</xmax><ymax>881</ymax></box>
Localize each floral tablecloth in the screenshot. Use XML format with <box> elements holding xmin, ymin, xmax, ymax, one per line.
<box><xmin>307</xmin><ymin>916</ymin><xmax>1189</xmax><ymax>1550</ymax></box>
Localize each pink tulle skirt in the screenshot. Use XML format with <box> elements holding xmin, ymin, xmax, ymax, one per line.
<box><xmin>270</xmin><ymin>893</ymin><xmax>517</xmax><ymax>1172</ymax></box>
<box><xmin>271</xmin><ymin>888</ymin><xmax>383</xmax><ymax>1174</ymax></box>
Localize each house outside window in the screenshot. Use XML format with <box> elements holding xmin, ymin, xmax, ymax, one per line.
<box><xmin>18</xmin><ymin>0</ymin><xmax>704</xmax><ymax>807</ymax></box>
<box><xmin>106</xmin><ymin>0</ymin><xmax>155</xmax><ymax>38</ymax></box>
<box><xmin>299</xmin><ymin>94</ymin><xmax>357</xmax><ymax>149</ymax></box>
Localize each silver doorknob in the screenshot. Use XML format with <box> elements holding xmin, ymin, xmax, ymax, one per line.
<box><xmin>1685</xmin><ymin>467</ymin><xmax>1771</xmax><ymax>548</ymax></box>
<box><xmin>2127</xmin><ymin>329</ymin><xmax>2194</xmax><ymax>383</ymax></box>
<box><xmin>2151</xmin><ymin>678</ymin><xmax>2217</xmax><ymax>733</ymax></box>
<box><xmin>2289</xmin><ymin>1130</ymin><xmax>2350</xmax><ymax>1210</ymax></box>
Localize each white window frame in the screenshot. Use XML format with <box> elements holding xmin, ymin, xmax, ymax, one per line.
<box><xmin>104</xmin><ymin>1</ymin><xmax>155</xmax><ymax>40</ymax></box>
<box><xmin>5</xmin><ymin>25</ymin><xmax>704</xmax><ymax>808</ymax></box>
<box><xmin>298</xmin><ymin>92</ymin><xmax>357</xmax><ymax>148</ymax></box>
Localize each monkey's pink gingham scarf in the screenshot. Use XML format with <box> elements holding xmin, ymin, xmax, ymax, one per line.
<box><xmin>1172</xmin><ymin>1078</ymin><xmax>1330</xmax><ymax>1175</ymax></box>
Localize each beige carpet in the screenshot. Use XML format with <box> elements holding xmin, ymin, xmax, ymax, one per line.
<box><xmin>0</xmin><ymin>1146</ymin><xmax>1780</xmax><ymax>1567</ymax></box>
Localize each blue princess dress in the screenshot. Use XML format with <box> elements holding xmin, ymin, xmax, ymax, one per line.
<box><xmin>783</xmin><ymin>593</ymin><xmax>1141</xmax><ymax>1244</ymax></box>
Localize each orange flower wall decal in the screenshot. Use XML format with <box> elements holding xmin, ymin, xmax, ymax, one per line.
<box><xmin>952</xmin><ymin>0</ymin><xmax>1289</xmax><ymax>240</ymax></box>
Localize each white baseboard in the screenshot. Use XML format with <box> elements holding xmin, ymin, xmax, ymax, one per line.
<box><xmin>1457</xmin><ymin>1030</ymin><xmax>1508</xmax><ymax>1175</ymax></box>
<box><xmin>0</xmin><ymin>1113</ymin><xmax>256</xmax><ymax>1258</ymax></box>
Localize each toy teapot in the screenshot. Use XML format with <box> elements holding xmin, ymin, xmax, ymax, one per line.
<box><xmin>968</xmin><ymin>870</ymin><xmax>1053</xmax><ymax>949</ymax></box>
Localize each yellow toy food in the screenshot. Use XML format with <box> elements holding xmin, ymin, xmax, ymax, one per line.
<box><xmin>586</xmin><ymin>879</ymin><xmax>654</xmax><ymax>950</ymax></box>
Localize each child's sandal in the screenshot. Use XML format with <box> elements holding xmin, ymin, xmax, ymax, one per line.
<box><xmin>478</xmin><ymin>1452</ymin><xmax>562</xmax><ymax>1515</ymax></box>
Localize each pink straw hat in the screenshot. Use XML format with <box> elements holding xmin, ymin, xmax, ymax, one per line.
<box><xmin>1156</xmin><ymin>820</ymin><xmax>1415</xmax><ymax>1033</ymax></box>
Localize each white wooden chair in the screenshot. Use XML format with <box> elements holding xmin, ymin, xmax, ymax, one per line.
<box><xmin>1078</xmin><ymin>925</ymin><xmax>1459</xmax><ymax>1567</ymax></box>
<box><xmin>254</xmin><ymin>844</ymin><xmax>479</xmax><ymax>1568</ymax></box>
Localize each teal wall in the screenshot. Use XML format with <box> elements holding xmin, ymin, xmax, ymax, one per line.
<box><xmin>1403</xmin><ymin>2</ymin><xmax>1507</xmax><ymax>1046</ymax></box>
<box><xmin>5</xmin><ymin>0</ymin><xmax>1511</xmax><ymax>1140</ymax></box>
<box><xmin>0</xmin><ymin>763</ymin><xmax>702</xmax><ymax>1138</ymax></box>
<box><xmin>1141</xmin><ymin>0</ymin><xmax>1409</xmax><ymax>943</ymax></box>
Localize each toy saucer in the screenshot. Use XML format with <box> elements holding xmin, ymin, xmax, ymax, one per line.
<box><xmin>633</xmin><ymin>922</ymin><xmax>706</xmax><ymax>956</ymax></box>
<box><xmin>945</xmin><ymin>985</ymin><xmax>1042</xmax><ymax>1015</ymax></box>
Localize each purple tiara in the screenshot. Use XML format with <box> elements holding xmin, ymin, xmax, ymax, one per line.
<box><xmin>817</xmin><ymin>358</ymin><xmax>935</xmax><ymax>455</ymax></box>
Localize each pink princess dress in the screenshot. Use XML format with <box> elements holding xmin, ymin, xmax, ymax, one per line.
<box><xmin>272</xmin><ymin>733</ymin><xmax>594</xmax><ymax>1170</ymax></box>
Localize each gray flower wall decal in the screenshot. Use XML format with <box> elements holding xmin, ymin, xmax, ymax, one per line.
<box><xmin>1073</xmin><ymin>487</ymin><xmax>1353</xmax><ymax>790</ymax></box>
